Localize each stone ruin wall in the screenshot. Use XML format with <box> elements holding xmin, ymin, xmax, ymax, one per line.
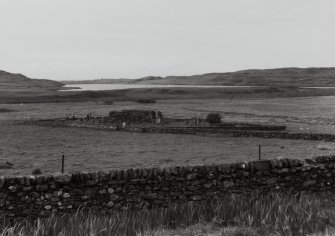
<box><xmin>17</xmin><ymin>120</ymin><xmax>335</xmax><ymax>142</ymax></box>
<box><xmin>108</xmin><ymin>110</ymin><xmax>157</xmax><ymax>124</ymax></box>
<box><xmin>125</xmin><ymin>126</ymin><xmax>335</xmax><ymax>141</ymax></box>
<box><xmin>1</xmin><ymin>156</ymin><xmax>335</xmax><ymax>220</ymax></box>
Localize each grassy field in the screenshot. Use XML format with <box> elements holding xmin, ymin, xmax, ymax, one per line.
<box><xmin>2</xmin><ymin>95</ymin><xmax>335</xmax><ymax>133</ymax></box>
<box><xmin>2</xmin><ymin>71</ymin><xmax>335</xmax><ymax>235</ymax></box>
<box><xmin>1</xmin><ymin>125</ymin><xmax>334</xmax><ymax>176</ymax></box>
<box><xmin>1</xmin><ymin>191</ymin><xmax>334</xmax><ymax>236</ymax></box>
<box><xmin>2</xmin><ymin>94</ymin><xmax>335</xmax><ymax>176</ymax></box>
<box><xmin>3</xmin><ymin>86</ymin><xmax>335</xmax><ymax>104</ymax></box>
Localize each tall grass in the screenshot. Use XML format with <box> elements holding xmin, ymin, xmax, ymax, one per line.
<box><xmin>1</xmin><ymin>192</ymin><xmax>334</xmax><ymax>236</ymax></box>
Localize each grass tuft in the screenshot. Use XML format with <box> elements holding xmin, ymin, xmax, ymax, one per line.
<box><xmin>0</xmin><ymin>192</ymin><xmax>334</xmax><ymax>236</ymax></box>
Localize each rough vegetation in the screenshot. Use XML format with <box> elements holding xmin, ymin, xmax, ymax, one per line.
<box><xmin>2</xmin><ymin>156</ymin><xmax>335</xmax><ymax>220</ymax></box>
<box><xmin>2</xmin><ymin>67</ymin><xmax>335</xmax><ymax>236</ymax></box>
<box><xmin>3</xmin><ymin>68</ymin><xmax>335</xmax><ymax>104</ymax></box>
<box><xmin>64</xmin><ymin>67</ymin><xmax>335</xmax><ymax>87</ymax></box>
<box><xmin>133</xmin><ymin>67</ymin><xmax>335</xmax><ymax>87</ymax></box>
<box><xmin>0</xmin><ymin>192</ymin><xmax>334</xmax><ymax>236</ymax></box>
<box><xmin>0</xmin><ymin>70</ymin><xmax>63</xmax><ymax>93</ymax></box>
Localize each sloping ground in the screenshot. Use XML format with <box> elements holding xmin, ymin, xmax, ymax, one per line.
<box><xmin>70</xmin><ymin>67</ymin><xmax>335</xmax><ymax>87</ymax></box>
<box><xmin>133</xmin><ymin>67</ymin><xmax>335</xmax><ymax>86</ymax></box>
<box><xmin>3</xmin><ymin>68</ymin><xmax>335</xmax><ymax>104</ymax></box>
<box><xmin>0</xmin><ymin>70</ymin><xmax>64</xmax><ymax>93</ymax></box>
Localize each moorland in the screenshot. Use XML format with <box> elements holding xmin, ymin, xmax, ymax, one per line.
<box><xmin>2</xmin><ymin>68</ymin><xmax>335</xmax><ymax>235</ymax></box>
<box><xmin>2</xmin><ymin>68</ymin><xmax>335</xmax><ymax>175</ymax></box>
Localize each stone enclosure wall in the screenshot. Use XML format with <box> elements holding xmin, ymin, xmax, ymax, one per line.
<box><xmin>1</xmin><ymin>156</ymin><xmax>335</xmax><ymax>219</ymax></box>
<box><xmin>108</xmin><ymin>110</ymin><xmax>158</xmax><ymax>123</ymax></box>
<box><xmin>126</xmin><ymin>126</ymin><xmax>335</xmax><ymax>141</ymax></box>
<box><xmin>25</xmin><ymin>119</ymin><xmax>335</xmax><ymax>142</ymax></box>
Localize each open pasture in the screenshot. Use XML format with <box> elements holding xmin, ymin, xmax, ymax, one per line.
<box><xmin>1</xmin><ymin>125</ymin><xmax>334</xmax><ymax>176</ymax></box>
<box><xmin>2</xmin><ymin>96</ymin><xmax>335</xmax><ymax>133</ymax></box>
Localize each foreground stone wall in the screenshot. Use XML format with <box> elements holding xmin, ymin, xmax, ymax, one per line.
<box><xmin>1</xmin><ymin>156</ymin><xmax>335</xmax><ymax>219</ymax></box>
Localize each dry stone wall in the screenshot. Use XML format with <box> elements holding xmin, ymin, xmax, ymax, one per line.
<box><xmin>127</xmin><ymin>127</ymin><xmax>335</xmax><ymax>141</ymax></box>
<box><xmin>1</xmin><ymin>156</ymin><xmax>335</xmax><ymax>220</ymax></box>
<box><xmin>109</xmin><ymin>110</ymin><xmax>157</xmax><ymax>123</ymax></box>
<box><xmin>12</xmin><ymin>120</ymin><xmax>335</xmax><ymax>142</ymax></box>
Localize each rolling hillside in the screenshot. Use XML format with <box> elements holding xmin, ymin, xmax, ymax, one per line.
<box><xmin>64</xmin><ymin>67</ymin><xmax>335</xmax><ymax>87</ymax></box>
<box><xmin>0</xmin><ymin>70</ymin><xmax>64</xmax><ymax>93</ymax></box>
<box><xmin>134</xmin><ymin>67</ymin><xmax>335</xmax><ymax>86</ymax></box>
<box><xmin>2</xmin><ymin>68</ymin><xmax>335</xmax><ymax>103</ymax></box>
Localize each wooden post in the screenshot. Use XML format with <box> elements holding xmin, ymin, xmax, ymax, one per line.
<box><xmin>62</xmin><ymin>155</ymin><xmax>65</xmax><ymax>173</ymax></box>
<box><xmin>258</xmin><ymin>145</ymin><xmax>261</xmax><ymax>160</ymax></box>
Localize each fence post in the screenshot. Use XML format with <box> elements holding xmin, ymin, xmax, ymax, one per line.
<box><xmin>258</xmin><ymin>145</ymin><xmax>261</xmax><ymax>160</ymax></box>
<box><xmin>62</xmin><ymin>155</ymin><xmax>65</xmax><ymax>173</ymax></box>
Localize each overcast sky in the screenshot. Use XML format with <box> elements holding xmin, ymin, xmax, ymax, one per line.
<box><xmin>0</xmin><ymin>0</ymin><xmax>334</xmax><ymax>81</ymax></box>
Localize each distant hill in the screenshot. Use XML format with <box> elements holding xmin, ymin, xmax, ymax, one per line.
<box><xmin>133</xmin><ymin>67</ymin><xmax>335</xmax><ymax>87</ymax></box>
<box><xmin>0</xmin><ymin>70</ymin><xmax>64</xmax><ymax>92</ymax></box>
<box><xmin>63</xmin><ymin>67</ymin><xmax>335</xmax><ymax>87</ymax></box>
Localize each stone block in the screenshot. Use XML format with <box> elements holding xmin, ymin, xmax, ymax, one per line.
<box><xmin>0</xmin><ymin>176</ymin><xmax>5</xmax><ymax>189</ymax></box>
<box><xmin>242</xmin><ymin>172</ymin><xmax>250</xmax><ymax>177</ymax></box>
<box><xmin>107</xmin><ymin>188</ymin><xmax>115</xmax><ymax>194</ymax></box>
<box><xmin>29</xmin><ymin>192</ymin><xmax>40</xmax><ymax>198</ymax></box>
<box><xmin>266</xmin><ymin>178</ymin><xmax>278</xmax><ymax>184</ymax></box>
<box><xmin>44</xmin><ymin>193</ymin><xmax>52</xmax><ymax>199</ymax></box>
<box><xmin>99</xmin><ymin>189</ymin><xmax>107</xmax><ymax>194</ymax></box>
<box><xmin>54</xmin><ymin>174</ymin><xmax>71</xmax><ymax>183</ymax></box>
<box><xmin>8</xmin><ymin>186</ymin><xmax>18</xmax><ymax>193</ymax></box>
<box><xmin>127</xmin><ymin>169</ymin><xmax>136</xmax><ymax>179</ymax></box>
<box><xmin>223</xmin><ymin>181</ymin><xmax>234</xmax><ymax>189</ymax></box>
<box><xmin>186</xmin><ymin>173</ymin><xmax>197</xmax><ymax>180</ymax></box>
<box><xmin>22</xmin><ymin>186</ymin><xmax>33</xmax><ymax>191</ymax></box>
<box><xmin>144</xmin><ymin>193</ymin><xmax>158</xmax><ymax>200</ymax></box>
<box><xmin>36</xmin><ymin>176</ymin><xmax>45</xmax><ymax>184</ymax></box>
<box><xmin>191</xmin><ymin>195</ymin><xmax>202</xmax><ymax>201</ymax></box>
<box><xmin>0</xmin><ymin>192</ymin><xmax>7</xmax><ymax>199</ymax></box>
<box><xmin>134</xmin><ymin>168</ymin><xmax>141</xmax><ymax>178</ymax></box>
<box><xmin>109</xmin><ymin>170</ymin><xmax>115</xmax><ymax>179</ymax></box>
<box><xmin>36</xmin><ymin>185</ymin><xmax>48</xmax><ymax>192</ymax></box>
<box><xmin>107</xmin><ymin>201</ymin><xmax>114</xmax><ymax>208</ymax></box>
<box><xmin>253</xmin><ymin>160</ymin><xmax>272</xmax><ymax>171</ymax></box>
<box><xmin>61</xmin><ymin>193</ymin><xmax>71</xmax><ymax>198</ymax></box>
<box><xmin>98</xmin><ymin>171</ymin><xmax>108</xmax><ymax>181</ymax></box>
<box><xmin>303</xmin><ymin>180</ymin><xmax>317</xmax><ymax>187</ymax></box>
<box><xmin>203</xmin><ymin>183</ymin><xmax>212</xmax><ymax>189</ymax></box>
<box><xmin>207</xmin><ymin>173</ymin><xmax>215</xmax><ymax>180</ymax></box>
<box><xmin>109</xmin><ymin>194</ymin><xmax>118</xmax><ymax>201</ymax></box>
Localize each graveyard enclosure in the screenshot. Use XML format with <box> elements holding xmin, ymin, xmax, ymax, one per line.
<box><xmin>1</xmin><ymin>156</ymin><xmax>335</xmax><ymax>219</ymax></box>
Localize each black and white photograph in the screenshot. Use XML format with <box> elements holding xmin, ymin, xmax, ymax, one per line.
<box><xmin>1</xmin><ymin>0</ymin><xmax>335</xmax><ymax>235</ymax></box>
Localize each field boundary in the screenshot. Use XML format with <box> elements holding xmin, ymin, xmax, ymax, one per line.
<box><xmin>1</xmin><ymin>155</ymin><xmax>335</xmax><ymax>219</ymax></box>
<box><xmin>6</xmin><ymin>118</ymin><xmax>335</xmax><ymax>141</ymax></box>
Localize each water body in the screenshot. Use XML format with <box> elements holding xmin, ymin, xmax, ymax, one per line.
<box><xmin>60</xmin><ymin>84</ymin><xmax>263</xmax><ymax>91</ymax></box>
<box><xmin>60</xmin><ymin>84</ymin><xmax>335</xmax><ymax>92</ymax></box>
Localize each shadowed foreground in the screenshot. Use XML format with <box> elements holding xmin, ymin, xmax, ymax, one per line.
<box><xmin>1</xmin><ymin>192</ymin><xmax>334</xmax><ymax>236</ymax></box>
